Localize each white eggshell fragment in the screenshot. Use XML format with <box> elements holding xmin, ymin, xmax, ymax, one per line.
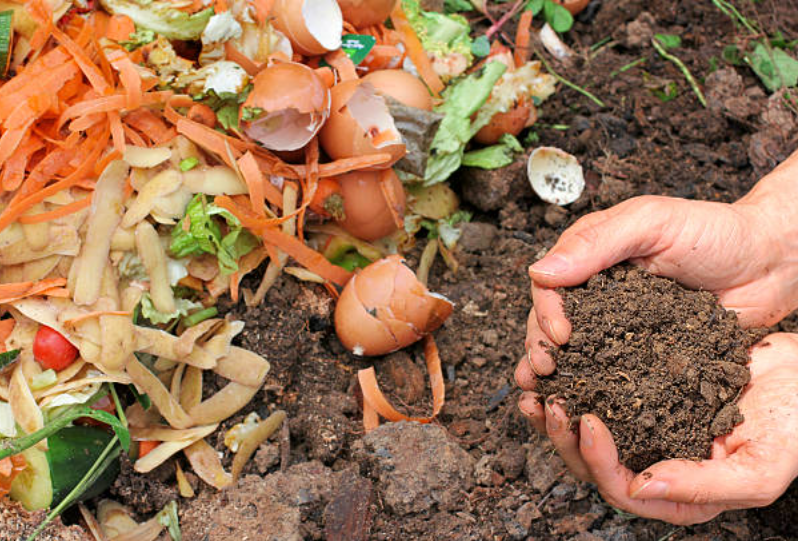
<box><xmin>527</xmin><ymin>147</ymin><xmax>585</xmax><ymax>206</ymax></box>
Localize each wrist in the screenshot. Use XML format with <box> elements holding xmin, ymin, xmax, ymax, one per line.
<box><xmin>733</xmin><ymin>153</ymin><xmax>798</xmax><ymax>313</ymax></box>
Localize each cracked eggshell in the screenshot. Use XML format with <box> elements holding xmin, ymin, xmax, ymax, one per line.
<box><xmin>362</xmin><ymin>69</ymin><xmax>433</xmax><ymax>111</ymax></box>
<box><xmin>527</xmin><ymin>147</ymin><xmax>585</xmax><ymax>206</ymax></box>
<box><xmin>272</xmin><ymin>0</ymin><xmax>343</xmax><ymax>56</ymax></box>
<box><xmin>336</xmin><ymin>0</ymin><xmax>396</xmax><ymax>29</ymax></box>
<box><xmin>319</xmin><ymin>80</ymin><xmax>406</xmax><ymax>169</ymax></box>
<box><xmin>335</xmin><ymin>255</ymin><xmax>454</xmax><ymax>356</ymax></box>
<box><xmin>337</xmin><ymin>168</ymin><xmax>405</xmax><ymax>241</ymax></box>
<box><xmin>241</xmin><ymin>62</ymin><xmax>331</xmax><ymax>152</ymax></box>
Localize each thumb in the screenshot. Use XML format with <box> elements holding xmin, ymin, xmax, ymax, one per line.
<box><xmin>529</xmin><ymin>198</ymin><xmax>672</xmax><ymax>288</ymax></box>
<box><xmin>628</xmin><ymin>446</ymin><xmax>787</xmax><ymax>506</ymax></box>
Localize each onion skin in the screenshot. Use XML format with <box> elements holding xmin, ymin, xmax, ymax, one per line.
<box><xmin>335</xmin><ymin>255</ymin><xmax>453</xmax><ymax>356</ymax></box>
<box><xmin>363</xmin><ymin>69</ymin><xmax>433</xmax><ymax>111</ymax></box>
<box><xmin>319</xmin><ymin>79</ymin><xmax>406</xmax><ymax>169</ymax></box>
<box><xmin>553</xmin><ymin>0</ymin><xmax>590</xmax><ymax>15</ymax></box>
<box><xmin>337</xmin><ymin>169</ymin><xmax>405</xmax><ymax>241</ymax></box>
<box><xmin>336</xmin><ymin>0</ymin><xmax>397</xmax><ymax>29</ymax></box>
<box><xmin>473</xmin><ymin>99</ymin><xmax>533</xmax><ymax>145</ymax></box>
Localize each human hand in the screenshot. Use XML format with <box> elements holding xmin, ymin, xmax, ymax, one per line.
<box><xmin>518</xmin><ymin>333</ymin><xmax>798</xmax><ymax>525</ymax></box>
<box><xmin>516</xmin><ymin>194</ymin><xmax>798</xmax><ymax>387</ymax></box>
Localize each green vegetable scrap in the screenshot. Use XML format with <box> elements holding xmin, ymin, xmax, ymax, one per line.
<box><xmin>403</xmin><ymin>0</ymin><xmax>474</xmax><ymax>79</ymax></box>
<box><xmin>526</xmin><ymin>0</ymin><xmax>573</xmax><ymax>33</ymax></box>
<box><xmin>120</xmin><ymin>28</ymin><xmax>156</xmax><ymax>51</ymax></box>
<box><xmin>462</xmin><ymin>133</ymin><xmax>523</xmax><ymax>169</ymax></box>
<box><xmin>193</xmin><ymin>85</ymin><xmax>252</xmax><ymax>131</ymax></box>
<box><xmin>0</xmin><ymin>347</ymin><xmax>19</xmax><ymax>371</ymax></box>
<box><xmin>424</xmin><ymin>61</ymin><xmax>507</xmax><ymax>185</ymax></box>
<box><xmin>139</xmin><ymin>292</ymin><xmax>203</xmax><ymax>325</ymax></box>
<box><xmin>98</xmin><ymin>0</ymin><xmax>213</xmax><ymax>41</ymax></box>
<box><xmin>170</xmin><ymin>194</ymin><xmax>259</xmax><ymax>275</ymax></box>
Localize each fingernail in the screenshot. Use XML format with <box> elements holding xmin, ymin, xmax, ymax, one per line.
<box><xmin>530</xmin><ymin>254</ymin><xmax>570</xmax><ymax>277</ymax></box>
<box><xmin>543</xmin><ymin>316</ymin><xmax>567</xmax><ymax>345</ymax></box>
<box><xmin>518</xmin><ymin>392</ymin><xmax>538</xmax><ymax>417</ymax></box>
<box><xmin>630</xmin><ymin>480</ymin><xmax>669</xmax><ymax>500</ymax></box>
<box><xmin>545</xmin><ymin>401</ymin><xmax>561</xmax><ymax>431</ymax></box>
<box><xmin>581</xmin><ymin>417</ymin><xmax>594</xmax><ymax>448</ymax></box>
<box><xmin>526</xmin><ymin>349</ymin><xmax>542</xmax><ymax>376</ymax></box>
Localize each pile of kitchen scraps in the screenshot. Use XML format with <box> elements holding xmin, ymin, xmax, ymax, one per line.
<box><xmin>0</xmin><ymin>0</ymin><xmax>560</xmax><ymax>537</ymax></box>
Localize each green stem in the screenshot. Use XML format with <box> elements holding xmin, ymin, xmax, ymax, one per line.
<box><xmin>26</xmin><ymin>437</ymin><xmax>121</xmax><ymax>541</ymax></box>
<box><xmin>182</xmin><ymin>306</ymin><xmax>218</xmax><ymax>328</ymax></box>
<box><xmin>534</xmin><ymin>51</ymin><xmax>606</xmax><ymax>108</ymax></box>
<box><xmin>109</xmin><ymin>383</ymin><xmax>127</xmax><ymax>428</ymax></box>
<box><xmin>711</xmin><ymin>0</ymin><xmax>758</xmax><ymax>35</ymax></box>
<box><xmin>611</xmin><ymin>57</ymin><xmax>647</xmax><ymax>78</ymax></box>
<box><xmin>651</xmin><ymin>38</ymin><xmax>707</xmax><ymax>108</ymax></box>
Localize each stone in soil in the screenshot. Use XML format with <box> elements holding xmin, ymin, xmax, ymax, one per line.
<box><xmin>180</xmin><ymin>461</ymin><xmax>365</xmax><ymax>541</ymax></box>
<box><xmin>537</xmin><ymin>265</ymin><xmax>765</xmax><ymax>472</ymax></box>
<box><xmin>352</xmin><ymin>421</ymin><xmax>475</xmax><ymax>515</ymax></box>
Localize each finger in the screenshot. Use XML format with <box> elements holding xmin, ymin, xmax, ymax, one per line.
<box><xmin>518</xmin><ymin>391</ymin><xmax>545</xmax><ymax>433</ymax></box>
<box><xmin>628</xmin><ymin>445</ymin><xmax>790</xmax><ymax>507</ymax></box>
<box><xmin>514</xmin><ymin>351</ymin><xmax>537</xmax><ymax>391</ymax></box>
<box><xmin>579</xmin><ymin>415</ymin><xmax>726</xmax><ymax>524</ymax></box>
<box><xmin>546</xmin><ymin>400</ymin><xmax>591</xmax><ymax>482</ymax></box>
<box><xmin>529</xmin><ymin>197</ymin><xmax>673</xmax><ymax>289</ymax></box>
<box><xmin>524</xmin><ymin>307</ymin><xmax>557</xmax><ymax>376</ymax></box>
<box><xmin>531</xmin><ymin>286</ymin><xmax>570</xmax><ymax>347</ymax></box>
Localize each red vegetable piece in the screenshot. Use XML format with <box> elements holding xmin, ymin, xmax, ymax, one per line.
<box><xmin>33</xmin><ymin>325</ymin><xmax>78</xmax><ymax>371</ymax></box>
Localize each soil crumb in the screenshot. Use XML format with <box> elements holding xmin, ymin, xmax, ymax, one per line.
<box><xmin>537</xmin><ymin>265</ymin><xmax>765</xmax><ymax>472</ymax></box>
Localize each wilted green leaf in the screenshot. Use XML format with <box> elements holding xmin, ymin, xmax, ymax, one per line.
<box><xmin>654</xmin><ymin>33</ymin><xmax>682</xmax><ymax>50</ymax></box>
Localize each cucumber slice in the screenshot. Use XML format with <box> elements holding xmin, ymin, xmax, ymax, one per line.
<box><xmin>47</xmin><ymin>426</ymin><xmax>120</xmax><ymax>507</ymax></box>
<box><xmin>0</xmin><ymin>10</ymin><xmax>12</xmax><ymax>78</ymax></box>
<box><xmin>9</xmin><ymin>447</ymin><xmax>53</xmax><ymax>511</ymax></box>
<box><xmin>323</xmin><ymin>236</ymin><xmax>354</xmax><ymax>261</ymax></box>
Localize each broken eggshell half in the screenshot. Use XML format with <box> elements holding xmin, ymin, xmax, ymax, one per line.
<box><xmin>272</xmin><ymin>0</ymin><xmax>343</xmax><ymax>56</ymax></box>
<box><xmin>241</xmin><ymin>62</ymin><xmax>331</xmax><ymax>152</ymax></box>
<box><xmin>335</xmin><ymin>255</ymin><xmax>453</xmax><ymax>356</ymax></box>
<box><xmin>336</xmin><ymin>0</ymin><xmax>396</xmax><ymax>29</ymax></box>
<box><xmin>527</xmin><ymin>146</ymin><xmax>585</xmax><ymax>206</ymax></box>
<box><xmin>319</xmin><ymin>80</ymin><xmax>406</xmax><ymax>169</ymax></box>
<box><xmin>336</xmin><ymin>168</ymin><xmax>406</xmax><ymax>241</ymax></box>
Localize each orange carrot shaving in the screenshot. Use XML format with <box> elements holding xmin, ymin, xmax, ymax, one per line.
<box><xmin>17</xmin><ymin>196</ymin><xmax>93</xmax><ymax>224</ymax></box>
<box><xmin>137</xmin><ymin>440</ymin><xmax>159</xmax><ymax>458</ymax></box>
<box><xmin>58</xmin><ymin>90</ymin><xmax>173</xmax><ymax>130</ymax></box>
<box><xmin>390</xmin><ymin>3</ymin><xmax>444</xmax><ymax>96</ymax></box>
<box><xmin>215</xmin><ymin>196</ymin><xmax>352</xmax><ymax>286</ymax></box>
<box><xmin>0</xmin><ymin>455</ymin><xmax>26</xmax><ymax>500</ymax></box>
<box><xmin>515</xmin><ymin>10</ymin><xmax>533</xmax><ymax>67</ymax></box>
<box><xmin>1</xmin><ymin>134</ymin><xmax>43</xmax><ymax>192</ymax></box>
<box><xmin>107</xmin><ymin>48</ymin><xmax>143</xmax><ymax>109</ymax></box>
<box><xmin>124</xmin><ymin>109</ymin><xmax>176</xmax><ymax>145</ymax></box>
<box><xmin>108</xmin><ymin>110</ymin><xmax>126</xmax><ymax>154</ymax></box>
<box><xmin>64</xmin><ymin>310</ymin><xmax>132</xmax><ymax>326</ymax></box>
<box><xmin>123</xmin><ymin>124</ymin><xmax>148</xmax><ymax>147</ymax></box>
<box><xmin>176</xmin><ymin>118</ymin><xmax>243</xmax><ymax>168</ymax></box>
<box><xmin>0</xmin><ymin>319</ymin><xmax>16</xmax><ymax>351</ymax></box>
<box><xmin>0</xmin><ymin>278</ymin><xmax>68</xmax><ymax>305</ymax></box>
<box><xmin>106</xmin><ymin>14</ymin><xmax>135</xmax><ymax>42</ymax></box>
<box><xmin>187</xmin><ymin>104</ymin><xmax>217</xmax><ymax>128</ymax></box>
<box><xmin>358</xmin><ymin>335</ymin><xmax>444</xmax><ymax>431</ymax></box>
<box><xmin>224</xmin><ymin>43</ymin><xmax>261</xmax><ymax>77</ymax></box>
<box><xmin>238</xmin><ymin>152</ymin><xmax>266</xmax><ymax>217</ymax></box>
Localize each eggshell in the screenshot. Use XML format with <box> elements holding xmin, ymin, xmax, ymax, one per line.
<box><xmin>319</xmin><ymin>80</ymin><xmax>406</xmax><ymax>169</ymax></box>
<box><xmin>527</xmin><ymin>146</ymin><xmax>585</xmax><ymax>206</ymax></box>
<box><xmin>337</xmin><ymin>169</ymin><xmax>405</xmax><ymax>241</ymax></box>
<box><xmin>473</xmin><ymin>99</ymin><xmax>533</xmax><ymax>145</ymax></box>
<box><xmin>336</xmin><ymin>0</ymin><xmax>397</xmax><ymax>28</ymax></box>
<box><xmin>242</xmin><ymin>62</ymin><xmax>331</xmax><ymax>151</ymax></box>
<box><xmin>334</xmin><ymin>255</ymin><xmax>453</xmax><ymax>356</ymax></box>
<box><xmin>553</xmin><ymin>0</ymin><xmax>590</xmax><ymax>15</ymax></box>
<box><xmin>363</xmin><ymin>69</ymin><xmax>433</xmax><ymax>111</ymax></box>
<box><xmin>272</xmin><ymin>0</ymin><xmax>343</xmax><ymax>56</ymax></box>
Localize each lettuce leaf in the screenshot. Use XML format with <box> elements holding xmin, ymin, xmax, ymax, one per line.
<box><xmin>462</xmin><ymin>133</ymin><xmax>523</xmax><ymax>169</ymax></box>
<box><xmin>424</xmin><ymin>61</ymin><xmax>507</xmax><ymax>185</ymax></box>
<box><xmin>170</xmin><ymin>194</ymin><xmax>259</xmax><ymax>275</ymax></box>
<box><xmin>98</xmin><ymin>0</ymin><xmax>213</xmax><ymax>41</ymax></box>
<box><xmin>139</xmin><ymin>292</ymin><xmax>202</xmax><ymax>325</ymax></box>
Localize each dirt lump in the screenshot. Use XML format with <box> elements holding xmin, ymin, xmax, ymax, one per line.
<box><xmin>537</xmin><ymin>265</ymin><xmax>765</xmax><ymax>472</ymax></box>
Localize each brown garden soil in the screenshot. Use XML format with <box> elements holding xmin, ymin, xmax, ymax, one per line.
<box><xmin>23</xmin><ymin>0</ymin><xmax>798</xmax><ymax>539</ymax></box>
<box><xmin>537</xmin><ymin>265</ymin><xmax>765</xmax><ymax>473</ymax></box>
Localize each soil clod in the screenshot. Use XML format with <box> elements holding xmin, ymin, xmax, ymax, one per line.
<box><xmin>537</xmin><ymin>264</ymin><xmax>766</xmax><ymax>472</ymax></box>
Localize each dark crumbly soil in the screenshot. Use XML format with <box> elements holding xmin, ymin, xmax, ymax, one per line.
<box><xmin>85</xmin><ymin>0</ymin><xmax>798</xmax><ymax>540</ymax></box>
<box><xmin>537</xmin><ymin>265</ymin><xmax>765</xmax><ymax>472</ymax></box>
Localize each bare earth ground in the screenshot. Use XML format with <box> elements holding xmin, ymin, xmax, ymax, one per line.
<box><xmin>21</xmin><ymin>0</ymin><xmax>798</xmax><ymax>539</ymax></box>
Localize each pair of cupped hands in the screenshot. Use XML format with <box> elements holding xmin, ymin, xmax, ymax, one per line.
<box><xmin>515</xmin><ymin>165</ymin><xmax>798</xmax><ymax>524</ymax></box>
